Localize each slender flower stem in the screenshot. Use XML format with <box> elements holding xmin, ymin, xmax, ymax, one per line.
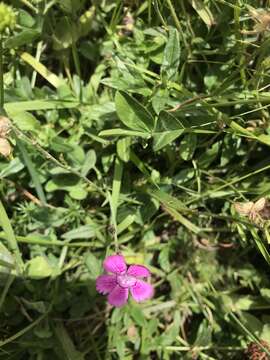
<box><xmin>165</xmin><ymin>0</ymin><xmax>188</xmax><ymax>48</ymax></box>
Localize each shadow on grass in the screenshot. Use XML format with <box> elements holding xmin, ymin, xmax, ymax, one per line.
<box><xmin>0</xmin><ymin>275</ymin><xmax>107</xmax><ymax>360</ymax></box>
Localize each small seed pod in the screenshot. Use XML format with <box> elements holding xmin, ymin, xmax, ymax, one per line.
<box><xmin>0</xmin><ymin>138</ymin><xmax>12</xmax><ymax>157</ymax></box>
<box><xmin>0</xmin><ymin>3</ymin><xmax>16</xmax><ymax>33</ymax></box>
<box><xmin>0</xmin><ymin>116</ymin><xmax>11</xmax><ymax>138</ymax></box>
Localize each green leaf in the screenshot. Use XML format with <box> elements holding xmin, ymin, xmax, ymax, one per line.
<box><xmin>5</xmin><ymin>100</ymin><xmax>79</xmax><ymax>115</ymax></box>
<box><xmin>130</xmin><ymin>306</ymin><xmax>146</xmax><ymax>327</ymax></box>
<box><xmin>179</xmin><ymin>133</ymin><xmax>197</xmax><ymax>161</ymax></box>
<box><xmin>54</xmin><ymin>322</ymin><xmax>84</xmax><ymax>360</ymax></box>
<box><xmin>62</xmin><ymin>225</ymin><xmax>96</xmax><ymax>240</ymax></box>
<box><xmin>193</xmin><ymin>319</ymin><xmax>212</xmax><ymax>347</ymax></box>
<box><xmin>0</xmin><ymin>243</ymin><xmax>14</xmax><ymax>274</ymax></box>
<box><xmin>20</xmin><ymin>52</ymin><xmax>63</xmax><ymax>88</ymax></box>
<box><xmin>81</xmin><ymin>149</ymin><xmax>96</xmax><ymax>176</ymax></box>
<box><xmin>5</xmin><ymin>29</ymin><xmax>40</xmax><ymax>48</ymax></box>
<box><xmin>18</xmin><ymin>9</ymin><xmax>35</xmax><ymax>28</ymax></box>
<box><xmin>0</xmin><ymin>200</ymin><xmax>24</xmax><ymax>275</ymax></box>
<box><xmin>99</xmin><ymin>128</ymin><xmax>150</xmax><ymax>138</ymax></box>
<box><xmin>158</xmin><ymin>246</ymin><xmax>171</xmax><ymax>273</ymax></box>
<box><xmin>161</xmin><ymin>27</ymin><xmax>180</xmax><ymax>81</ymax></box>
<box><xmin>69</xmin><ymin>186</ymin><xmax>88</xmax><ymax>200</ymax></box>
<box><xmin>16</xmin><ymin>138</ymin><xmax>46</xmax><ymax>205</ymax></box>
<box><xmin>153</xmin><ymin>111</ymin><xmax>184</xmax><ymax>151</ymax></box>
<box><xmin>84</xmin><ymin>252</ymin><xmax>101</xmax><ymax>279</ymax></box>
<box><xmin>50</xmin><ymin>137</ymin><xmax>74</xmax><ymax>153</ymax></box>
<box><xmin>240</xmin><ymin>313</ymin><xmax>263</xmax><ymax>336</ymax></box>
<box><xmin>11</xmin><ymin>111</ymin><xmax>41</xmax><ymax>133</ymax></box>
<box><xmin>0</xmin><ymin>158</ymin><xmax>24</xmax><ymax>178</ymax></box>
<box><xmin>152</xmin><ymin>87</ymin><xmax>169</xmax><ymax>114</ymax></box>
<box><xmin>250</xmin><ymin>228</ymin><xmax>270</xmax><ymax>265</ymax></box>
<box><xmin>117</xmin><ymin>137</ymin><xmax>131</xmax><ymax>162</ymax></box>
<box><xmin>115</xmin><ymin>91</ymin><xmax>154</xmax><ymax>132</ymax></box>
<box><xmin>25</xmin><ymin>256</ymin><xmax>53</xmax><ymax>279</ymax></box>
<box><xmin>189</xmin><ymin>0</ymin><xmax>215</xmax><ymax>28</ymax></box>
<box><xmin>261</xmin><ymin>324</ymin><xmax>270</xmax><ymax>343</ymax></box>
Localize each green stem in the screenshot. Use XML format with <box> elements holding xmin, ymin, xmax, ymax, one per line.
<box><xmin>68</xmin><ymin>14</ymin><xmax>82</xmax><ymax>102</ymax></box>
<box><xmin>165</xmin><ymin>0</ymin><xmax>187</xmax><ymax>48</ymax></box>
<box><xmin>71</xmin><ymin>41</ymin><xmax>82</xmax><ymax>102</ymax></box>
<box><xmin>110</xmin><ymin>157</ymin><xmax>123</xmax><ymax>253</ymax></box>
<box><xmin>0</xmin><ymin>232</ymin><xmax>101</xmax><ymax>248</ymax></box>
<box><xmin>154</xmin><ymin>0</ymin><xmax>167</xmax><ymax>29</ymax></box>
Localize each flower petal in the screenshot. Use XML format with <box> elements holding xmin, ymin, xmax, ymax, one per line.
<box><xmin>108</xmin><ymin>285</ymin><xmax>129</xmax><ymax>307</ymax></box>
<box><xmin>127</xmin><ymin>264</ymin><xmax>151</xmax><ymax>278</ymax></box>
<box><xmin>103</xmin><ymin>255</ymin><xmax>127</xmax><ymax>274</ymax></box>
<box><xmin>130</xmin><ymin>280</ymin><xmax>154</xmax><ymax>302</ymax></box>
<box><xmin>96</xmin><ymin>275</ymin><xmax>117</xmax><ymax>294</ymax></box>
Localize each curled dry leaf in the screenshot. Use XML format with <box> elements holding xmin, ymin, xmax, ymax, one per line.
<box><xmin>0</xmin><ymin>138</ymin><xmax>12</xmax><ymax>157</ymax></box>
<box><xmin>0</xmin><ymin>116</ymin><xmax>11</xmax><ymax>138</ymax></box>
<box><xmin>234</xmin><ymin>197</ymin><xmax>266</xmax><ymax>221</ymax></box>
<box><xmin>250</xmin><ymin>7</ymin><xmax>270</xmax><ymax>33</ymax></box>
<box><xmin>118</xmin><ymin>9</ymin><xmax>134</xmax><ymax>36</ymax></box>
<box><xmin>127</xmin><ymin>325</ymin><xmax>137</xmax><ymax>340</ymax></box>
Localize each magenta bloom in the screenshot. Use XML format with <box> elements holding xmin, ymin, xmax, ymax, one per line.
<box><xmin>96</xmin><ymin>254</ymin><xmax>154</xmax><ymax>307</ymax></box>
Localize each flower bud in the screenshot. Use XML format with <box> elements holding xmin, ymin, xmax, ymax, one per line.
<box><xmin>0</xmin><ymin>3</ymin><xmax>16</xmax><ymax>33</ymax></box>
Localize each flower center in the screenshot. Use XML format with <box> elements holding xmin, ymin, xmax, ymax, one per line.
<box><xmin>117</xmin><ymin>273</ymin><xmax>137</xmax><ymax>288</ymax></box>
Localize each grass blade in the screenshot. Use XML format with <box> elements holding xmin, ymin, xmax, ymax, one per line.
<box><xmin>0</xmin><ymin>199</ymin><xmax>24</xmax><ymax>274</ymax></box>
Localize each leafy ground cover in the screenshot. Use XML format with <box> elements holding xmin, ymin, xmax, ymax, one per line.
<box><xmin>1</xmin><ymin>0</ymin><xmax>270</xmax><ymax>359</ymax></box>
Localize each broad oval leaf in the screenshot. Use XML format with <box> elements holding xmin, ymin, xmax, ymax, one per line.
<box><xmin>115</xmin><ymin>91</ymin><xmax>154</xmax><ymax>132</ymax></box>
<box><xmin>26</xmin><ymin>256</ymin><xmax>53</xmax><ymax>279</ymax></box>
<box><xmin>153</xmin><ymin>111</ymin><xmax>185</xmax><ymax>151</ymax></box>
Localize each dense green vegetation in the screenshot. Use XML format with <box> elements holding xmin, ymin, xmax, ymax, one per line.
<box><xmin>1</xmin><ymin>0</ymin><xmax>270</xmax><ymax>359</ymax></box>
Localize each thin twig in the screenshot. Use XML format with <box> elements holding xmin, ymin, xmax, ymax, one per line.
<box><xmin>168</xmin><ymin>94</ymin><xmax>209</xmax><ymax>112</ymax></box>
<box><xmin>12</xmin><ymin>126</ymin><xmax>106</xmax><ymax>198</ymax></box>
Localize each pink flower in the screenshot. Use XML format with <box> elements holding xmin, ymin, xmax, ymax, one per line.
<box><xmin>96</xmin><ymin>254</ymin><xmax>154</xmax><ymax>307</ymax></box>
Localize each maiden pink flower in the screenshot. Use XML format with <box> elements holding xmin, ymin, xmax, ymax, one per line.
<box><xmin>96</xmin><ymin>254</ymin><xmax>154</xmax><ymax>307</ymax></box>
